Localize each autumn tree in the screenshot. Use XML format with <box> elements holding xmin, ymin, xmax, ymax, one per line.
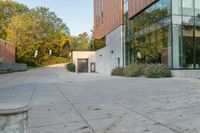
<box><xmin>6</xmin><ymin>7</ymin><xmax>70</xmax><ymax>65</ymax></box>
<box><xmin>70</xmin><ymin>32</ymin><xmax>91</xmax><ymax>51</ymax></box>
<box><xmin>0</xmin><ymin>0</ymin><xmax>28</xmax><ymax>39</ymax></box>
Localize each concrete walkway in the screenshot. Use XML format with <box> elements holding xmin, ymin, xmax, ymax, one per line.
<box><xmin>0</xmin><ymin>64</ymin><xmax>200</xmax><ymax>133</ymax></box>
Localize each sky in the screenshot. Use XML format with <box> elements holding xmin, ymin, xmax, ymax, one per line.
<box><xmin>13</xmin><ymin>0</ymin><xmax>94</xmax><ymax>36</ymax></box>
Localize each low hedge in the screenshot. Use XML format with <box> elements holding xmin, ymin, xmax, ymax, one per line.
<box><xmin>111</xmin><ymin>64</ymin><xmax>171</xmax><ymax>78</ymax></box>
<box><xmin>144</xmin><ymin>64</ymin><xmax>171</xmax><ymax>78</ymax></box>
<box><xmin>66</xmin><ymin>63</ymin><xmax>75</xmax><ymax>72</ymax></box>
<box><xmin>123</xmin><ymin>64</ymin><xmax>144</xmax><ymax>77</ymax></box>
<box><xmin>111</xmin><ymin>67</ymin><xmax>124</xmax><ymax>76</ymax></box>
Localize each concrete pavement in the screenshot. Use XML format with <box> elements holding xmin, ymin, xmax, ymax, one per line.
<box><xmin>0</xmin><ymin>65</ymin><xmax>200</xmax><ymax>133</ymax></box>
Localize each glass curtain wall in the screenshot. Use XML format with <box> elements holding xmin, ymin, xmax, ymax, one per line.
<box><xmin>125</xmin><ymin>0</ymin><xmax>172</xmax><ymax>66</ymax></box>
<box><xmin>125</xmin><ymin>0</ymin><xmax>200</xmax><ymax>69</ymax></box>
<box><xmin>172</xmin><ymin>0</ymin><xmax>200</xmax><ymax>69</ymax></box>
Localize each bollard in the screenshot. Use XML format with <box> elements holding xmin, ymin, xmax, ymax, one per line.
<box><xmin>0</xmin><ymin>104</ymin><xmax>29</xmax><ymax>133</ymax></box>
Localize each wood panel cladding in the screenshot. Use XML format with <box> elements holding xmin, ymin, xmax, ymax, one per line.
<box><xmin>94</xmin><ymin>0</ymin><xmax>124</xmax><ymax>39</ymax></box>
<box><xmin>0</xmin><ymin>39</ymin><xmax>15</xmax><ymax>63</ymax></box>
<box><xmin>128</xmin><ymin>0</ymin><xmax>157</xmax><ymax>19</ymax></box>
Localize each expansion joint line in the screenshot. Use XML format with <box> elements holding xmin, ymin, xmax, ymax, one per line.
<box><xmin>85</xmin><ymin>89</ymin><xmax>181</xmax><ymax>133</ymax></box>
<box><xmin>28</xmin><ymin>84</ymin><xmax>37</xmax><ymax>106</ymax></box>
<box><xmin>55</xmin><ymin>84</ymin><xmax>96</xmax><ymax>133</ymax></box>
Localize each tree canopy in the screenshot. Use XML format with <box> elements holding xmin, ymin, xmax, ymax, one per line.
<box><xmin>5</xmin><ymin>6</ymin><xmax>70</xmax><ymax>65</ymax></box>
<box><xmin>0</xmin><ymin>1</ymin><xmax>94</xmax><ymax>66</ymax></box>
<box><xmin>0</xmin><ymin>0</ymin><xmax>28</xmax><ymax>39</ymax></box>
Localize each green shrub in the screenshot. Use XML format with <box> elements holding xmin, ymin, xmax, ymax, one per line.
<box><xmin>123</xmin><ymin>64</ymin><xmax>144</xmax><ymax>77</ymax></box>
<box><xmin>144</xmin><ymin>64</ymin><xmax>171</xmax><ymax>78</ymax></box>
<box><xmin>111</xmin><ymin>67</ymin><xmax>124</xmax><ymax>76</ymax></box>
<box><xmin>67</xmin><ymin>63</ymin><xmax>75</xmax><ymax>72</ymax></box>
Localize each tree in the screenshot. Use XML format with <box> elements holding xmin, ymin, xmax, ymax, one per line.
<box><xmin>0</xmin><ymin>0</ymin><xmax>28</xmax><ymax>39</ymax></box>
<box><xmin>6</xmin><ymin>7</ymin><xmax>70</xmax><ymax>66</ymax></box>
<box><xmin>6</xmin><ymin>12</ymin><xmax>44</xmax><ymax>65</ymax></box>
<box><xmin>89</xmin><ymin>27</ymin><xmax>105</xmax><ymax>50</ymax></box>
<box><xmin>70</xmin><ymin>32</ymin><xmax>91</xmax><ymax>51</ymax></box>
<box><xmin>59</xmin><ymin>35</ymin><xmax>71</xmax><ymax>57</ymax></box>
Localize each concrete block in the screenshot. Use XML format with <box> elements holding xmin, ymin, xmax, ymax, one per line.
<box><xmin>0</xmin><ymin>104</ymin><xmax>29</xmax><ymax>133</ymax></box>
<box><xmin>0</xmin><ymin>63</ymin><xmax>27</xmax><ymax>73</ymax></box>
<box><xmin>171</xmin><ymin>70</ymin><xmax>200</xmax><ymax>78</ymax></box>
<box><xmin>96</xmin><ymin>25</ymin><xmax>124</xmax><ymax>75</ymax></box>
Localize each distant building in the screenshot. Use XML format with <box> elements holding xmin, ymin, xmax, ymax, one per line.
<box><xmin>72</xmin><ymin>51</ymin><xmax>96</xmax><ymax>73</ymax></box>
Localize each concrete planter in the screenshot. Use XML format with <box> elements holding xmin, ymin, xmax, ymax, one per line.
<box><xmin>0</xmin><ymin>104</ymin><xmax>29</xmax><ymax>133</ymax></box>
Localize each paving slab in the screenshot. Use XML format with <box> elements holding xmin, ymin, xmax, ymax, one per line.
<box><xmin>0</xmin><ymin>65</ymin><xmax>200</xmax><ymax>133</ymax></box>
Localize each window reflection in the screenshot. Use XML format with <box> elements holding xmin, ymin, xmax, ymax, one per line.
<box><xmin>124</xmin><ymin>0</ymin><xmax>200</xmax><ymax>69</ymax></box>
<box><xmin>195</xmin><ymin>0</ymin><xmax>200</xmax><ymax>16</ymax></box>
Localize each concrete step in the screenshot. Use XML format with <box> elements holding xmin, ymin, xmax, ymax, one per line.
<box><xmin>171</xmin><ymin>70</ymin><xmax>200</xmax><ymax>78</ymax></box>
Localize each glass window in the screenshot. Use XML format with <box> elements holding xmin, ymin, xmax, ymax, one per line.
<box><xmin>147</xmin><ymin>4</ymin><xmax>156</xmax><ymax>24</ymax></box>
<box><xmin>125</xmin><ymin>0</ymin><xmax>173</xmax><ymax>66</ymax></box>
<box><xmin>163</xmin><ymin>16</ymin><xmax>171</xmax><ymax>26</ymax></box>
<box><xmin>162</xmin><ymin>0</ymin><xmax>171</xmax><ymax>16</ymax></box>
<box><xmin>182</xmin><ymin>0</ymin><xmax>194</xmax><ymax>16</ymax></box>
<box><xmin>172</xmin><ymin>25</ymin><xmax>182</xmax><ymax>69</ymax></box>
<box><xmin>172</xmin><ymin>0</ymin><xmax>182</xmax><ymax>15</ymax></box>
<box><xmin>153</xmin><ymin>0</ymin><xmax>163</xmax><ymax>21</ymax></box>
<box><xmin>182</xmin><ymin>17</ymin><xmax>195</xmax><ymax>68</ymax></box>
<box><xmin>182</xmin><ymin>36</ymin><xmax>194</xmax><ymax>69</ymax></box>
<box><xmin>195</xmin><ymin>16</ymin><xmax>200</xmax><ymax>68</ymax></box>
<box><xmin>196</xmin><ymin>36</ymin><xmax>200</xmax><ymax>68</ymax></box>
<box><xmin>157</xmin><ymin>28</ymin><xmax>163</xmax><ymax>41</ymax></box>
<box><xmin>195</xmin><ymin>0</ymin><xmax>200</xmax><ymax>16</ymax></box>
<box><xmin>182</xmin><ymin>16</ymin><xmax>195</xmax><ymax>26</ymax></box>
<box><xmin>172</xmin><ymin>15</ymin><xmax>182</xmax><ymax>25</ymax></box>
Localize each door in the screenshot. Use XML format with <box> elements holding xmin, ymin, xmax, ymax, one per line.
<box><xmin>90</xmin><ymin>63</ymin><xmax>96</xmax><ymax>72</ymax></box>
<box><xmin>77</xmin><ymin>59</ymin><xmax>88</xmax><ymax>73</ymax></box>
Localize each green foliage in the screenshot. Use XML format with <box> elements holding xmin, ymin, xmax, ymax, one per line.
<box><xmin>0</xmin><ymin>0</ymin><xmax>28</xmax><ymax>39</ymax></box>
<box><xmin>42</xmin><ymin>56</ymin><xmax>69</xmax><ymax>66</ymax></box>
<box><xmin>129</xmin><ymin>39</ymin><xmax>164</xmax><ymax>63</ymax></box>
<box><xmin>111</xmin><ymin>64</ymin><xmax>171</xmax><ymax>78</ymax></box>
<box><xmin>67</xmin><ymin>63</ymin><xmax>75</xmax><ymax>72</ymax></box>
<box><xmin>89</xmin><ymin>28</ymin><xmax>105</xmax><ymax>50</ymax></box>
<box><xmin>144</xmin><ymin>64</ymin><xmax>171</xmax><ymax>78</ymax></box>
<box><xmin>70</xmin><ymin>32</ymin><xmax>91</xmax><ymax>51</ymax></box>
<box><xmin>111</xmin><ymin>67</ymin><xmax>124</xmax><ymax>76</ymax></box>
<box><xmin>93</xmin><ymin>39</ymin><xmax>106</xmax><ymax>50</ymax></box>
<box><xmin>1</xmin><ymin>1</ymin><xmax>94</xmax><ymax>66</ymax></box>
<box><xmin>123</xmin><ymin>64</ymin><xmax>144</xmax><ymax>77</ymax></box>
<box><xmin>4</xmin><ymin>3</ymin><xmax>70</xmax><ymax>66</ymax></box>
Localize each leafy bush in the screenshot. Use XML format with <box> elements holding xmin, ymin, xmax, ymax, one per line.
<box><xmin>144</xmin><ymin>64</ymin><xmax>171</xmax><ymax>78</ymax></box>
<box><xmin>123</xmin><ymin>64</ymin><xmax>144</xmax><ymax>77</ymax></box>
<box><xmin>111</xmin><ymin>67</ymin><xmax>124</xmax><ymax>76</ymax></box>
<box><xmin>67</xmin><ymin>63</ymin><xmax>75</xmax><ymax>72</ymax></box>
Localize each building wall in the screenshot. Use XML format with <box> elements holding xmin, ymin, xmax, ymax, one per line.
<box><xmin>128</xmin><ymin>0</ymin><xmax>157</xmax><ymax>19</ymax></box>
<box><xmin>72</xmin><ymin>51</ymin><xmax>96</xmax><ymax>73</ymax></box>
<box><xmin>0</xmin><ymin>39</ymin><xmax>15</xmax><ymax>63</ymax></box>
<box><xmin>94</xmin><ymin>0</ymin><xmax>124</xmax><ymax>39</ymax></box>
<box><xmin>96</xmin><ymin>26</ymin><xmax>124</xmax><ymax>75</ymax></box>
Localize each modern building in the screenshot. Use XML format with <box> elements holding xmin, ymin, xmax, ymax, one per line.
<box><xmin>94</xmin><ymin>0</ymin><xmax>200</xmax><ymax>75</ymax></box>
<box><xmin>94</xmin><ymin>0</ymin><xmax>124</xmax><ymax>75</ymax></box>
<box><xmin>72</xmin><ymin>51</ymin><xmax>96</xmax><ymax>73</ymax></box>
